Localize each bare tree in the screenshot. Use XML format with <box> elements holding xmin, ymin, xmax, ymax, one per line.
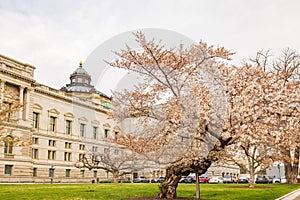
<box><xmin>0</xmin><ymin>93</ymin><xmax>23</xmax><ymax>145</ymax></box>
<box><xmin>76</xmin><ymin>145</ymin><xmax>138</xmax><ymax>183</ymax></box>
<box><xmin>220</xmin><ymin>140</ymin><xmax>276</xmax><ymax>187</ymax></box>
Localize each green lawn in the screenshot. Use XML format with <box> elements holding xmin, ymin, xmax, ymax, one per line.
<box><xmin>0</xmin><ymin>183</ymin><xmax>298</xmax><ymax>200</ymax></box>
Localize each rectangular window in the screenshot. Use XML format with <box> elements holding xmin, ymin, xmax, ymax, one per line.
<box><xmin>80</xmin><ymin>170</ymin><xmax>85</xmax><ymax>178</ymax></box>
<box><xmin>33</xmin><ymin>168</ymin><xmax>37</xmax><ymax>177</ymax></box>
<box><xmin>66</xmin><ymin>120</ymin><xmax>72</xmax><ymax>135</ymax></box>
<box><xmin>33</xmin><ymin>112</ymin><xmax>39</xmax><ymax>129</ymax></box>
<box><xmin>114</xmin><ymin>149</ymin><xmax>119</xmax><ymax>155</ymax></box>
<box><xmin>104</xmin><ymin>129</ymin><xmax>109</xmax><ymax>138</ymax></box>
<box><xmin>65</xmin><ymin>142</ymin><xmax>72</xmax><ymax>149</ymax></box>
<box><xmin>32</xmin><ymin>148</ymin><xmax>38</xmax><ymax>159</ymax></box>
<box><xmin>48</xmin><ymin>150</ymin><xmax>56</xmax><ymax>160</ymax></box>
<box><xmin>79</xmin><ymin>153</ymin><xmax>85</xmax><ymax>162</ymax></box>
<box><xmin>93</xmin><ymin>171</ymin><xmax>97</xmax><ymax>178</ymax></box>
<box><xmin>4</xmin><ymin>141</ymin><xmax>13</xmax><ymax>154</ymax></box>
<box><xmin>93</xmin><ymin>126</ymin><xmax>98</xmax><ymax>139</ymax></box>
<box><xmin>32</xmin><ymin>137</ymin><xmax>39</xmax><ymax>144</ymax></box>
<box><xmin>79</xmin><ymin>144</ymin><xmax>85</xmax><ymax>150</ymax></box>
<box><xmin>4</xmin><ymin>102</ymin><xmax>12</xmax><ymax>122</ymax></box>
<box><xmin>4</xmin><ymin>165</ymin><xmax>13</xmax><ymax>176</ymax></box>
<box><xmin>49</xmin><ymin>116</ymin><xmax>56</xmax><ymax>132</ymax></box>
<box><xmin>66</xmin><ymin>169</ymin><xmax>71</xmax><ymax>177</ymax></box>
<box><xmin>115</xmin><ymin>131</ymin><xmax>118</xmax><ymax>139</ymax></box>
<box><xmin>104</xmin><ymin>148</ymin><xmax>109</xmax><ymax>154</ymax></box>
<box><xmin>92</xmin><ymin>146</ymin><xmax>98</xmax><ymax>152</ymax></box>
<box><xmin>64</xmin><ymin>152</ymin><xmax>72</xmax><ymax>161</ymax></box>
<box><xmin>80</xmin><ymin>123</ymin><xmax>85</xmax><ymax>137</ymax></box>
<box><xmin>48</xmin><ymin>140</ymin><xmax>56</xmax><ymax>147</ymax></box>
<box><xmin>49</xmin><ymin>168</ymin><xmax>55</xmax><ymax>177</ymax></box>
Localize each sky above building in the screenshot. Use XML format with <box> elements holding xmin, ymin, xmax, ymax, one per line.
<box><xmin>0</xmin><ymin>0</ymin><xmax>299</xmax><ymax>95</ymax></box>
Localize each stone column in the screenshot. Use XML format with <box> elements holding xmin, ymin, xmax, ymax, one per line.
<box><xmin>0</xmin><ymin>80</ymin><xmax>5</xmax><ymax>101</ymax></box>
<box><xmin>25</xmin><ymin>88</ymin><xmax>31</xmax><ymax>121</ymax></box>
<box><xmin>19</xmin><ymin>86</ymin><xmax>24</xmax><ymax>120</ymax></box>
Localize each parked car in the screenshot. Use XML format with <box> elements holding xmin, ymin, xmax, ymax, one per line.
<box><xmin>179</xmin><ymin>176</ymin><xmax>194</xmax><ymax>183</ymax></box>
<box><xmin>268</xmin><ymin>176</ymin><xmax>274</xmax><ymax>183</ymax></box>
<box><xmin>157</xmin><ymin>177</ymin><xmax>165</xmax><ymax>183</ymax></box>
<box><xmin>151</xmin><ymin>177</ymin><xmax>158</xmax><ymax>183</ymax></box>
<box><xmin>209</xmin><ymin>177</ymin><xmax>223</xmax><ymax>184</ymax></box>
<box><xmin>151</xmin><ymin>177</ymin><xmax>165</xmax><ymax>183</ymax></box>
<box><xmin>190</xmin><ymin>175</ymin><xmax>209</xmax><ymax>183</ymax></box>
<box><xmin>238</xmin><ymin>174</ymin><xmax>250</xmax><ymax>183</ymax></box>
<box><xmin>223</xmin><ymin>175</ymin><xmax>234</xmax><ymax>183</ymax></box>
<box><xmin>232</xmin><ymin>175</ymin><xmax>237</xmax><ymax>183</ymax></box>
<box><xmin>255</xmin><ymin>175</ymin><xmax>269</xmax><ymax>184</ymax></box>
<box><xmin>199</xmin><ymin>176</ymin><xmax>210</xmax><ymax>183</ymax></box>
<box><xmin>273</xmin><ymin>176</ymin><xmax>287</xmax><ymax>183</ymax></box>
<box><xmin>133</xmin><ymin>176</ymin><xmax>150</xmax><ymax>183</ymax></box>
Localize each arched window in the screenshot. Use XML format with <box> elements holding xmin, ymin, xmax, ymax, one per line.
<box><xmin>4</xmin><ymin>136</ymin><xmax>14</xmax><ymax>154</ymax></box>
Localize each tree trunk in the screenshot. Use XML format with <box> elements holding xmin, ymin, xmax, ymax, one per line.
<box><xmin>285</xmin><ymin>162</ymin><xmax>291</xmax><ymax>183</ymax></box>
<box><xmin>156</xmin><ymin>138</ymin><xmax>232</xmax><ymax>199</ymax></box>
<box><xmin>158</xmin><ymin>168</ymin><xmax>184</xmax><ymax>199</ymax></box>
<box><xmin>112</xmin><ymin>171</ymin><xmax>119</xmax><ymax>183</ymax></box>
<box><xmin>284</xmin><ymin>146</ymin><xmax>299</xmax><ymax>184</ymax></box>
<box><xmin>248</xmin><ymin>167</ymin><xmax>255</xmax><ymax>188</ymax></box>
<box><xmin>157</xmin><ymin>157</ymin><xmax>212</xmax><ymax>199</ymax></box>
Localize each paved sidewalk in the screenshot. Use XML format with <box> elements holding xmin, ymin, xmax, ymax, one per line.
<box><xmin>276</xmin><ymin>188</ymin><xmax>300</xmax><ymax>200</ymax></box>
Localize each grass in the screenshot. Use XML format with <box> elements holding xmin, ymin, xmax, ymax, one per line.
<box><xmin>0</xmin><ymin>183</ymin><xmax>298</xmax><ymax>200</ymax></box>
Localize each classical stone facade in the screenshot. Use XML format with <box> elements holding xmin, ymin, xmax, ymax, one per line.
<box><xmin>0</xmin><ymin>54</ymin><xmax>122</xmax><ymax>183</ymax></box>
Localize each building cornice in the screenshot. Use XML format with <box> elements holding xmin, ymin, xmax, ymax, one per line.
<box><xmin>0</xmin><ymin>54</ymin><xmax>35</xmax><ymax>69</ymax></box>
<box><xmin>0</xmin><ymin>122</ymin><xmax>32</xmax><ymax>131</ymax></box>
<box><xmin>0</xmin><ymin>54</ymin><xmax>35</xmax><ymax>83</ymax></box>
<box><xmin>0</xmin><ymin>67</ymin><xmax>36</xmax><ymax>84</ymax></box>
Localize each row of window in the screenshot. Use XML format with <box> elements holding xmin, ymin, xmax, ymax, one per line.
<box><xmin>32</xmin><ymin>138</ymin><xmax>91</xmax><ymax>161</ymax></box>
<box><xmin>5</xmin><ymin>136</ymin><xmax>118</xmax><ymax>159</ymax></box>
<box><xmin>33</xmin><ymin>112</ymin><xmax>115</xmax><ymax>138</ymax></box>
<box><xmin>4</xmin><ymin>165</ymin><xmax>97</xmax><ymax>178</ymax></box>
<box><xmin>32</xmin><ymin>137</ymin><xmax>85</xmax><ymax>150</ymax></box>
<box><xmin>47</xmin><ymin>168</ymin><xmax>91</xmax><ymax>178</ymax></box>
<box><xmin>31</xmin><ymin>149</ymin><xmax>118</xmax><ymax>161</ymax></box>
<box><xmin>32</xmin><ymin>149</ymin><xmax>75</xmax><ymax>161</ymax></box>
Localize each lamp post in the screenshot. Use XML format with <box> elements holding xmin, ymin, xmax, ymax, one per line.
<box><xmin>195</xmin><ymin>171</ymin><xmax>200</xmax><ymax>199</ymax></box>
<box><xmin>50</xmin><ymin>165</ymin><xmax>54</xmax><ymax>184</ymax></box>
<box><xmin>277</xmin><ymin>164</ymin><xmax>281</xmax><ymax>182</ymax></box>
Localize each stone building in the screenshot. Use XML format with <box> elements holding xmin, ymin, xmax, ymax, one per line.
<box><xmin>0</xmin><ymin>54</ymin><xmax>240</xmax><ymax>183</ymax></box>
<box><xmin>0</xmin><ymin>54</ymin><xmax>121</xmax><ymax>183</ymax></box>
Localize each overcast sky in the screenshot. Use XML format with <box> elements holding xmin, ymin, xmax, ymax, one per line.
<box><xmin>0</xmin><ymin>0</ymin><xmax>299</xmax><ymax>94</ymax></box>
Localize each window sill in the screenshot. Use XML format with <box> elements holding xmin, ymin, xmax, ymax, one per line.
<box><xmin>4</xmin><ymin>154</ymin><xmax>14</xmax><ymax>158</ymax></box>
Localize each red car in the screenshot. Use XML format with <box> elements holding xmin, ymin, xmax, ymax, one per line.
<box><xmin>199</xmin><ymin>176</ymin><xmax>210</xmax><ymax>183</ymax></box>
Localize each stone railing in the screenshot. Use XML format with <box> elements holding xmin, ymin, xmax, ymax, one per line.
<box><xmin>0</xmin><ymin>54</ymin><xmax>35</xmax><ymax>80</ymax></box>
<box><xmin>35</xmin><ymin>84</ymin><xmax>111</xmax><ymax>112</ymax></box>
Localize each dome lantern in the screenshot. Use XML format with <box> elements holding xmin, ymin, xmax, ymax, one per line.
<box><xmin>64</xmin><ymin>61</ymin><xmax>93</xmax><ymax>93</ymax></box>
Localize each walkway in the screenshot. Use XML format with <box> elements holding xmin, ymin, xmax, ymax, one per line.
<box><xmin>276</xmin><ymin>188</ymin><xmax>300</xmax><ymax>200</ymax></box>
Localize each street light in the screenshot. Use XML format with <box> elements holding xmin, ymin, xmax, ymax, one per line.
<box><xmin>50</xmin><ymin>165</ymin><xmax>54</xmax><ymax>184</ymax></box>
<box><xmin>277</xmin><ymin>164</ymin><xmax>281</xmax><ymax>182</ymax></box>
